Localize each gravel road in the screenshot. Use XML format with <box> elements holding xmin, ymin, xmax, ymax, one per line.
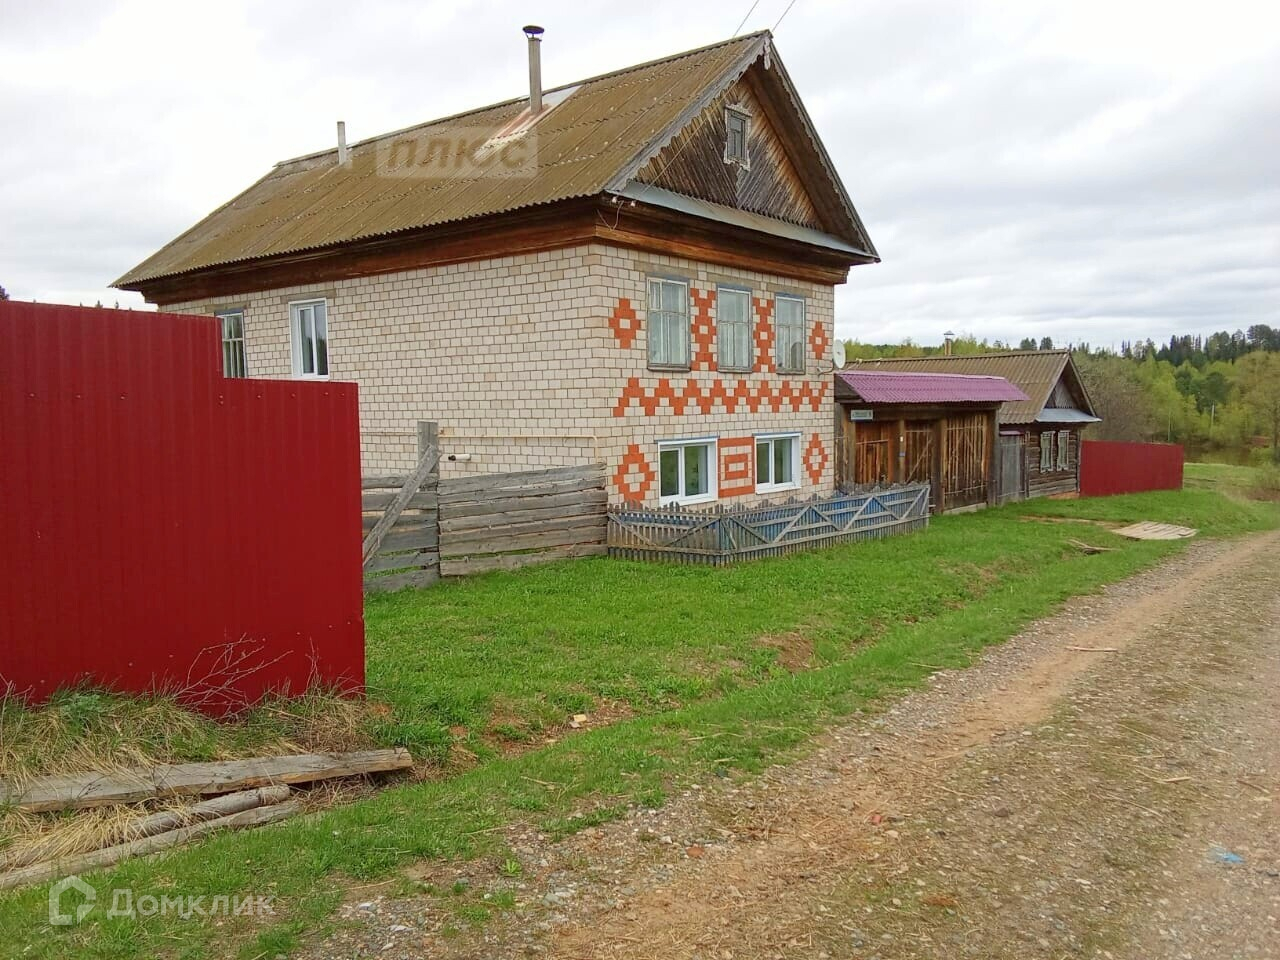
<box><xmin>309</xmin><ymin>530</ymin><xmax>1280</xmax><ymax>960</ymax></box>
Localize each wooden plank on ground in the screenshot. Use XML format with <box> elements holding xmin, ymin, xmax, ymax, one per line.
<box><xmin>1114</xmin><ymin>521</ymin><xmax>1197</xmax><ymax>541</ymax></box>
<box><xmin>0</xmin><ymin>801</ymin><xmax>302</xmax><ymax>891</ymax></box>
<box><xmin>0</xmin><ymin>749</ymin><xmax>413</xmax><ymax>813</ymax></box>
<box><xmin>441</xmin><ymin>543</ymin><xmax>607</xmax><ymax>577</ymax></box>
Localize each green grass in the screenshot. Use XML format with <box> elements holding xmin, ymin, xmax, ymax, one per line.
<box><xmin>1185</xmin><ymin>461</ymin><xmax>1280</xmax><ymax>500</ymax></box>
<box><xmin>1</xmin><ymin>490</ymin><xmax>1275</xmax><ymax>959</ymax></box>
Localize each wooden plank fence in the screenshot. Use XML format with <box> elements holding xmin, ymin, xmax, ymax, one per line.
<box><xmin>361</xmin><ymin>423</ymin><xmax>607</xmax><ymax>591</ymax></box>
<box><xmin>361</xmin><ymin>423</ymin><xmax>441</xmax><ymax>593</ymax></box>
<box><xmin>608</xmin><ymin>483</ymin><xmax>930</xmax><ymax>566</ymax></box>
<box><xmin>438</xmin><ymin>464</ymin><xmax>608</xmax><ymax>576</ymax></box>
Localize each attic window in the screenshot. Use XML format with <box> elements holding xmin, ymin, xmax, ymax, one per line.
<box><xmin>724</xmin><ymin>107</ymin><xmax>750</xmax><ymax>168</ymax></box>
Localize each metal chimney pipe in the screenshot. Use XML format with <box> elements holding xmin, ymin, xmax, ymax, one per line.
<box><xmin>523</xmin><ymin>25</ymin><xmax>544</xmax><ymax>115</ymax></box>
<box><xmin>336</xmin><ymin>121</ymin><xmax>349</xmax><ymax>165</ymax></box>
<box><xmin>943</xmin><ymin>330</ymin><xmax>955</xmax><ymax>357</ymax></box>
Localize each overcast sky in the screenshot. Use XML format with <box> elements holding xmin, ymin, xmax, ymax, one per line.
<box><xmin>2</xmin><ymin>0</ymin><xmax>1276</xmax><ymax>349</ymax></box>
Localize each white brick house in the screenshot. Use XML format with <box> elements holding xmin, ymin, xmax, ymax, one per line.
<box><xmin>117</xmin><ymin>30</ymin><xmax>878</xmax><ymax>507</ymax></box>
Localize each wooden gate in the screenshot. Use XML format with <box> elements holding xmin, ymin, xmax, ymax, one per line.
<box><xmin>942</xmin><ymin>413</ymin><xmax>989</xmax><ymax>510</ymax></box>
<box><xmin>996</xmin><ymin>434</ymin><xmax>1025</xmax><ymax>503</ymax></box>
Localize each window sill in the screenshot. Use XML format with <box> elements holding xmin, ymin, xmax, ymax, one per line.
<box><xmin>648</xmin><ymin>364</ymin><xmax>691</xmax><ymax>373</ymax></box>
<box><xmin>756</xmin><ymin>482</ymin><xmax>800</xmax><ymax>496</ymax></box>
<box><xmin>293</xmin><ymin>373</ymin><xmax>331</xmax><ymax>381</ymax></box>
<box><xmin>659</xmin><ymin>493</ymin><xmax>718</xmax><ymax>508</ymax></box>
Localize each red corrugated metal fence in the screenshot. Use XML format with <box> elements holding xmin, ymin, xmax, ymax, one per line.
<box><xmin>0</xmin><ymin>302</ymin><xmax>365</xmax><ymax>711</ymax></box>
<box><xmin>1079</xmin><ymin>440</ymin><xmax>1184</xmax><ymax>497</ymax></box>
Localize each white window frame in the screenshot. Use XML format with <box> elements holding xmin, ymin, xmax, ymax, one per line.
<box><xmin>657</xmin><ymin>436</ymin><xmax>718</xmax><ymax>507</ymax></box>
<box><xmin>1056</xmin><ymin>429</ymin><xmax>1071</xmax><ymax>471</ymax></box>
<box><xmin>289</xmin><ymin>298</ymin><xmax>329</xmax><ymax>379</ymax></box>
<box><xmin>755</xmin><ymin>432</ymin><xmax>801</xmax><ymax>494</ymax></box>
<box><xmin>724</xmin><ymin>106</ymin><xmax>751</xmax><ymax>168</ymax></box>
<box><xmin>646</xmin><ymin>277</ymin><xmax>690</xmax><ymax>370</ymax></box>
<box><xmin>216</xmin><ymin>308</ymin><xmax>247</xmax><ymax>378</ymax></box>
<box><xmin>774</xmin><ymin>294</ymin><xmax>806</xmax><ymax>374</ymax></box>
<box><xmin>716</xmin><ymin>285</ymin><xmax>753</xmax><ymax>372</ymax></box>
<box><xmin>1040</xmin><ymin>431</ymin><xmax>1054</xmax><ymax>472</ymax></box>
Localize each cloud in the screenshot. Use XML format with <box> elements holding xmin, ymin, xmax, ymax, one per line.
<box><xmin>1</xmin><ymin>0</ymin><xmax>1276</xmax><ymax>346</ymax></box>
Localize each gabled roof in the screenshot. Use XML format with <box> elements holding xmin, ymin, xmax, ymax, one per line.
<box><xmin>115</xmin><ymin>31</ymin><xmax>875</xmax><ymax>290</ymax></box>
<box><xmin>836</xmin><ymin>370</ymin><xmax>1028</xmax><ymax>405</ymax></box>
<box><xmin>849</xmin><ymin>350</ymin><xmax>1097</xmax><ymax>424</ymax></box>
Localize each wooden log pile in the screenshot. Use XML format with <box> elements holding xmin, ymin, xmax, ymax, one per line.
<box><xmin>0</xmin><ymin>748</ymin><xmax>413</xmax><ymax>890</ymax></box>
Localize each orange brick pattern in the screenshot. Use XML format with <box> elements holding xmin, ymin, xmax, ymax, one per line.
<box><xmin>809</xmin><ymin>319</ymin><xmax>829</xmax><ymax>363</ymax></box>
<box><xmin>719</xmin><ymin>436</ymin><xmax>757</xmax><ymax>497</ymax></box>
<box><xmin>613</xmin><ymin>378</ymin><xmax>829</xmax><ymax>417</ymax></box>
<box><xmin>752</xmin><ymin>296</ymin><xmax>775</xmax><ymax>373</ymax></box>
<box><xmin>690</xmin><ymin>287</ymin><xmax>717</xmax><ymax>371</ymax></box>
<box><xmin>803</xmin><ymin>433</ymin><xmax>828</xmax><ymax>485</ymax></box>
<box><xmin>613</xmin><ymin>443</ymin><xmax>656</xmax><ymax>501</ymax></box>
<box><xmin>609</xmin><ymin>297</ymin><xmax>641</xmax><ymax>348</ymax></box>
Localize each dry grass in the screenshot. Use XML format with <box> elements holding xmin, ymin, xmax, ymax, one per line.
<box><xmin>0</xmin><ymin>685</ymin><xmax>389</xmax><ymax>873</ymax></box>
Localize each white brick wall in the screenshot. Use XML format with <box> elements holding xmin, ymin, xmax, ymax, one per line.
<box><xmin>168</xmin><ymin>241</ymin><xmax>837</xmax><ymax>506</ymax></box>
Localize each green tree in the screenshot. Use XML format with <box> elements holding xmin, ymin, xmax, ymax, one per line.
<box><xmin>1018</xmin><ymin>337</ymin><xmax>1037</xmax><ymax>351</ymax></box>
<box><xmin>0</xmin><ymin>284</ymin><xmax>9</xmax><ymax>301</ymax></box>
<box><xmin>1237</xmin><ymin>352</ymin><xmax>1280</xmax><ymax>462</ymax></box>
<box><xmin>1038</xmin><ymin>336</ymin><xmax>1054</xmax><ymax>350</ymax></box>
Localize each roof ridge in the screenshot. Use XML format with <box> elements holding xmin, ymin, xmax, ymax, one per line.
<box><xmin>855</xmin><ymin>348</ymin><xmax>1070</xmax><ymax>362</ymax></box>
<box><xmin>278</xmin><ymin>31</ymin><xmax>770</xmax><ymax>168</ymax></box>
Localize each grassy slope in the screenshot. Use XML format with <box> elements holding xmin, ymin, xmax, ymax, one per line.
<box><xmin>1</xmin><ymin>490</ymin><xmax>1274</xmax><ymax>959</ymax></box>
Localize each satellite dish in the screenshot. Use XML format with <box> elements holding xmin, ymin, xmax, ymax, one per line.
<box><xmin>832</xmin><ymin>338</ymin><xmax>845</xmax><ymax>370</ymax></box>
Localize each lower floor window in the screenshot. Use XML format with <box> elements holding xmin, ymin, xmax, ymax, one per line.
<box><xmin>658</xmin><ymin>438</ymin><xmax>717</xmax><ymax>505</ymax></box>
<box><xmin>1039</xmin><ymin>431</ymin><xmax>1054</xmax><ymax>472</ymax></box>
<box><xmin>756</xmin><ymin>433</ymin><xmax>799</xmax><ymax>492</ymax></box>
<box><xmin>1056</xmin><ymin>430</ymin><xmax>1071</xmax><ymax>470</ymax></box>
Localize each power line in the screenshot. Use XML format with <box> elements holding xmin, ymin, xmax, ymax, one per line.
<box><xmin>772</xmin><ymin>0</ymin><xmax>799</xmax><ymax>32</ymax></box>
<box><xmin>733</xmin><ymin>0</ymin><xmax>763</xmax><ymax>36</ymax></box>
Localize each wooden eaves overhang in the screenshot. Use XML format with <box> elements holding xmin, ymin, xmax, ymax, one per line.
<box><xmin>126</xmin><ymin>194</ymin><xmax>873</xmax><ymax>306</ymax></box>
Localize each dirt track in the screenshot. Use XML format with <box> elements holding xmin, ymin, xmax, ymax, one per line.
<box><xmin>317</xmin><ymin>531</ymin><xmax>1280</xmax><ymax>959</ymax></box>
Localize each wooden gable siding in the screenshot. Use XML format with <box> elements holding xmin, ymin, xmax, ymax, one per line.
<box><xmin>633</xmin><ymin>71</ymin><xmax>823</xmax><ymax>232</ymax></box>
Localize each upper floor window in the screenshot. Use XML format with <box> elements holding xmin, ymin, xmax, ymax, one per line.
<box><xmin>717</xmin><ymin>287</ymin><xmax>752</xmax><ymax>372</ymax></box>
<box><xmin>216</xmin><ymin>309</ymin><xmax>247</xmax><ymax>378</ymax></box>
<box><xmin>647</xmin><ymin>277</ymin><xmax>689</xmax><ymax>369</ymax></box>
<box><xmin>290</xmin><ymin>299</ymin><xmax>328</xmax><ymax>378</ymax></box>
<box><xmin>775</xmin><ymin>294</ymin><xmax>806</xmax><ymax>373</ymax></box>
<box><xmin>724</xmin><ymin>107</ymin><xmax>750</xmax><ymax>167</ymax></box>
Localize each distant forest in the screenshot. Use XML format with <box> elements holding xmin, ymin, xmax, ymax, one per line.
<box><xmin>842</xmin><ymin>325</ymin><xmax>1280</xmax><ymax>463</ymax></box>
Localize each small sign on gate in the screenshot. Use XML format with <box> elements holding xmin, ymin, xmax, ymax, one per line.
<box><xmin>848</xmin><ymin>409</ymin><xmax>874</xmax><ymax>422</ymax></box>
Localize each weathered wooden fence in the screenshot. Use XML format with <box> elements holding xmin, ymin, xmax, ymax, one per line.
<box><xmin>438</xmin><ymin>464</ymin><xmax>608</xmax><ymax>576</ymax></box>
<box><xmin>608</xmin><ymin>483</ymin><xmax>931</xmax><ymax>566</ymax></box>
<box><xmin>361</xmin><ymin>426</ymin><xmax>607</xmax><ymax>591</ymax></box>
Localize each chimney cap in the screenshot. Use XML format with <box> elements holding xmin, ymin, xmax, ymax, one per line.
<box><xmin>523</xmin><ymin>24</ymin><xmax>544</xmax><ymax>38</ymax></box>
<box><xmin>943</xmin><ymin>330</ymin><xmax>956</xmax><ymax>338</ymax></box>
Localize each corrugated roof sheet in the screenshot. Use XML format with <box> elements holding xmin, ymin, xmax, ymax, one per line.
<box><xmin>116</xmin><ymin>32</ymin><xmax>782</xmax><ymax>288</ymax></box>
<box><xmin>849</xmin><ymin>351</ymin><xmax>1078</xmax><ymax>423</ymax></box>
<box><xmin>836</xmin><ymin>370</ymin><xmax>1028</xmax><ymax>405</ymax></box>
